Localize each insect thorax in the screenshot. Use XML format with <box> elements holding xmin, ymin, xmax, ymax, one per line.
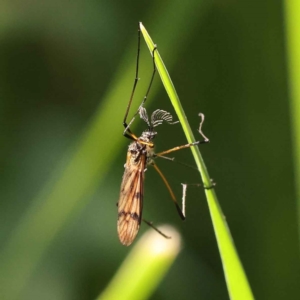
<box><xmin>128</xmin><ymin>130</ymin><xmax>156</xmax><ymax>165</ymax></box>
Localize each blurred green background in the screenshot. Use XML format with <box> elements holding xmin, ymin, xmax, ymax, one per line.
<box><xmin>1</xmin><ymin>0</ymin><xmax>299</xmax><ymax>299</ymax></box>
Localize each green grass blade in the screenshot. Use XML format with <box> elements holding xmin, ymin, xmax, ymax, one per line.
<box><xmin>140</xmin><ymin>22</ymin><xmax>254</xmax><ymax>300</ymax></box>
<box><xmin>284</xmin><ymin>0</ymin><xmax>300</xmax><ymax>241</ymax></box>
<box><xmin>97</xmin><ymin>226</ymin><xmax>181</xmax><ymax>300</ymax></box>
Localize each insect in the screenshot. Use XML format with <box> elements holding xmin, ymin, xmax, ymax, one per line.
<box><xmin>117</xmin><ymin>25</ymin><xmax>209</xmax><ymax>246</ymax></box>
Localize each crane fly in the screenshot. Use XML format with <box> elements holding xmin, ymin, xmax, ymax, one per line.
<box><xmin>117</xmin><ymin>23</ymin><xmax>209</xmax><ymax>246</ymax></box>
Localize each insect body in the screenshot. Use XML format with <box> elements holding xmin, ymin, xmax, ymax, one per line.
<box><xmin>117</xmin><ymin>147</ymin><xmax>146</xmax><ymax>246</ymax></box>
<box><xmin>118</xmin><ymin>108</ymin><xmax>178</xmax><ymax>246</ymax></box>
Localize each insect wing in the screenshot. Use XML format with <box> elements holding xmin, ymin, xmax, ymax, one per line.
<box><xmin>117</xmin><ymin>152</ymin><xmax>145</xmax><ymax>246</ymax></box>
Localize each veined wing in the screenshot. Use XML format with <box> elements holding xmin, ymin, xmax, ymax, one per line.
<box><xmin>117</xmin><ymin>152</ymin><xmax>146</xmax><ymax>246</ymax></box>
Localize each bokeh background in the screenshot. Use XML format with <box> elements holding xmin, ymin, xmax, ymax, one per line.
<box><xmin>1</xmin><ymin>0</ymin><xmax>299</xmax><ymax>299</ymax></box>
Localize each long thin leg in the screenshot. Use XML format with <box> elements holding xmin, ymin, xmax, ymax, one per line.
<box><xmin>123</xmin><ymin>25</ymin><xmax>141</xmax><ymax>133</ymax></box>
<box><xmin>123</xmin><ymin>24</ymin><xmax>158</xmax><ymax>138</ymax></box>
<box><xmin>152</xmin><ymin>163</ymin><xmax>185</xmax><ymax>220</ymax></box>
<box><xmin>124</xmin><ymin>46</ymin><xmax>158</xmax><ymax>135</ymax></box>
<box><xmin>142</xmin><ymin>219</ymin><xmax>171</xmax><ymax>239</ymax></box>
<box><xmin>156</xmin><ymin>155</ymin><xmax>199</xmax><ymax>171</ymax></box>
<box><xmin>181</xmin><ymin>183</ymin><xmax>188</xmax><ymax>217</ymax></box>
<box><xmin>198</xmin><ymin>113</ymin><xmax>209</xmax><ymax>142</ymax></box>
<box><xmin>155</xmin><ymin>141</ymin><xmax>202</xmax><ymax>157</ymax></box>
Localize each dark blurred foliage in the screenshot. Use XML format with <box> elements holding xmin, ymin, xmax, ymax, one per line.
<box><xmin>1</xmin><ymin>0</ymin><xmax>299</xmax><ymax>299</ymax></box>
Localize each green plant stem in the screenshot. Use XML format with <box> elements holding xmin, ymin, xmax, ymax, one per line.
<box><xmin>284</xmin><ymin>0</ymin><xmax>300</xmax><ymax>242</ymax></box>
